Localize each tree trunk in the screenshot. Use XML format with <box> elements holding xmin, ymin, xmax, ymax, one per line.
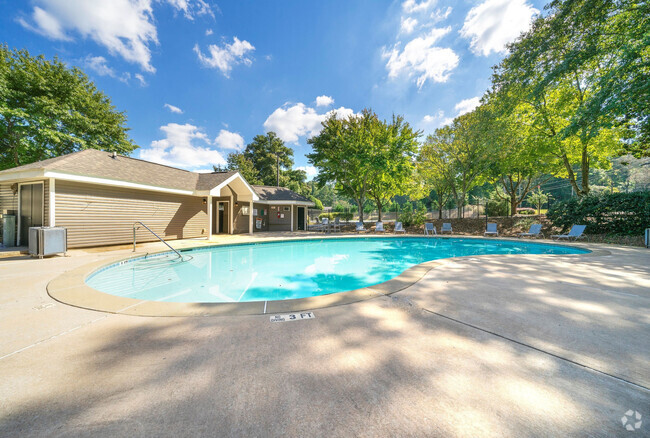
<box><xmin>581</xmin><ymin>140</ymin><xmax>590</xmax><ymax>196</ymax></box>
<box><xmin>561</xmin><ymin>153</ymin><xmax>583</xmax><ymax>197</ymax></box>
<box><xmin>510</xmin><ymin>194</ymin><xmax>518</xmax><ymax>217</ymax></box>
<box><xmin>377</xmin><ymin>202</ymin><xmax>383</xmax><ymax>222</ymax></box>
<box><xmin>357</xmin><ymin>200</ymin><xmax>364</xmax><ymax>222</ymax></box>
<box><xmin>437</xmin><ymin>193</ymin><xmax>444</xmax><ymax>219</ymax></box>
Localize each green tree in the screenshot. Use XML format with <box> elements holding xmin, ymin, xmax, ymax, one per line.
<box><xmin>243</xmin><ymin>132</ymin><xmax>294</xmax><ymax>187</ymax></box>
<box><xmin>365</xmin><ymin>115</ymin><xmax>420</xmax><ymax>221</ymax></box>
<box><xmin>420</xmin><ymin>111</ymin><xmax>491</xmax><ymax>218</ymax></box>
<box><xmin>213</xmin><ymin>152</ymin><xmax>262</xmax><ymax>185</ymax></box>
<box><xmin>480</xmin><ymin>100</ymin><xmax>556</xmax><ymax>215</ymax></box>
<box><xmin>415</xmin><ymin>155</ymin><xmax>452</xmax><ymax>219</ymax></box>
<box><xmin>527</xmin><ymin>187</ymin><xmax>549</xmax><ymax>214</ymax></box>
<box><xmin>308</xmin><ymin>109</ymin><xmax>419</xmax><ymax>222</ymax></box>
<box><xmin>531</xmin><ymin>0</ymin><xmax>649</xmax><ymax>157</ymax></box>
<box><xmin>308</xmin><ymin>110</ymin><xmax>375</xmax><ymax>221</ymax></box>
<box><xmin>492</xmin><ymin>0</ymin><xmax>641</xmax><ymax>195</ymax></box>
<box><xmin>0</xmin><ymin>46</ymin><xmax>137</xmax><ymax>170</ymax></box>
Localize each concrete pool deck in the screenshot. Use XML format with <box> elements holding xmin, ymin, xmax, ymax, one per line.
<box><xmin>0</xmin><ymin>232</ymin><xmax>648</xmax><ymax>436</ymax></box>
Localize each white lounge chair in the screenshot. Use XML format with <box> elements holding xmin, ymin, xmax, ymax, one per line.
<box><xmin>441</xmin><ymin>223</ymin><xmax>452</xmax><ymax>234</ymax></box>
<box><xmin>321</xmin><ymin>217</ymin><xmax>329</xmax><ymax>233</ymax></box>
<box><xmin>332</xmin><ymin>217</ymin><xmax>341</xmax><ymax>232</ymax></box>
<box><xmin>424</xmin><ymin>223</ymin><xmax>436</xmax><ymax>236</ymax></box>
<box><xmin>518</xmin><ymin>224</ymin><xmax>543</xmax><ymax>238</ymax></box>
<box><xmin>552</xmin><ymin>225</ymin><xmax>586</xmax><ymax>241</ymax></box>
<box><xmin>484</xmin><ymin>222</ymin><xmax>498</xmax><ymax>236</ymax></box>
<box><xmin>355</xmin><ymin>221</ymin><xmax>366</xmax><ymax>232</ymax></box>
<box><xmin>394</xmin><ymin>222</ymin><xmax>406</xmax><ymax>234</ymax></box>
<box><xmin>375</xmin><ymin>221</ymin><xmax>385</xmax><ymax>233</ymax></box>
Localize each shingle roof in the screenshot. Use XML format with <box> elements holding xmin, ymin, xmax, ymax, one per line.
<box><xmin>196</xmin><ymin>171</ymin><xmax>238</xmax><ymax>191</ymax></box>
<box><xmin>0</xmin><ymin>150</ymin><xmax>314</xmax><ymax>204</ymax></box>
<box><xmin>253</xmin><ymin>185</ymin><xmax>313</xmax><ymax>203</ymax></box>
<box><xmin>0</xmin><ymin>149</ymin><xmax>200</xmax><ymax>191</ymax></box>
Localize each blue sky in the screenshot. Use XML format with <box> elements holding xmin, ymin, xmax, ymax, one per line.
<box><xmin>1</xmin><ymin>0</ymin><xmax>546</xmax><ymax>178</ymax></box>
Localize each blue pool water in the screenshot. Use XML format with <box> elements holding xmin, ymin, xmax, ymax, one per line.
<box><xmin>86</xmin><ymin>237</ymin><xmax>589</xmax><ymax>303</ymax></box>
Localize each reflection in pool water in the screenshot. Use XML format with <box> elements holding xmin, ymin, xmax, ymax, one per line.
<box><xmin>86</xmin><ymin>237</ymin><xmax>588</xmax><ymax>303</ymax></box>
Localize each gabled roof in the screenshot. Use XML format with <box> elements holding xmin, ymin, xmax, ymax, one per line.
<box><xmin>253</xmin><ymin>185</ymin><xmax>313</xmax><ymax>204</ymax></box>
<box><xmin>196</xmin><ymin>171</ymin><xmax>238</xmax><ymax>191</ymax></box>
<box><xmin>0</xmin><ymin>149</ymin><xmax>199</xmax><ymax>192</ymax></box>
<box><xmin>0</xmin><ymin>150</ymin><xmax>314</xmax><ymax>204</ymax></box>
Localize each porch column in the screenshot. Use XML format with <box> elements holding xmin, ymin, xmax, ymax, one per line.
<box><xmin>49</xmin><ymin>178</ymin><xmax>56</xmax><ymax>227</ymax></box>
<box><xmin>249</xmin><ymin>201</ymin><xmax>254</xmax><ymax>235</ymax></box>
<box><xmin>206</xmin><ymin>195</ymin><xmax>212</xmax><ymax>239</ymax></box>
<box><xmin>290</xmin><ymin>205</ymin><xmax>294</xmax><ymax>232</ymax></box>
<box><xmin>216</xmin><ymin>202</ymin><xmax>220</xmax><ymax>233</ymax></box>
<box><xmin>229</xmin><ymin>196</ymin><xmax>234</xmax><ymax>234</ymax></box>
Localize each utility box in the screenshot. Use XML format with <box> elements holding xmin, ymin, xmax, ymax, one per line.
<box><xmin>28</xmin><ymin>227</ymin><xmax>67</xmax><ymax>258</ymax></box>
<box><xmin>646</xmin><ymin>228</ymin><xmax>650</xmax><ymax>248</ymax></box>
<box><xmin>1</xmin><ymin>214</ymin><xmax>16</xmax><ymax>248</ymax></box>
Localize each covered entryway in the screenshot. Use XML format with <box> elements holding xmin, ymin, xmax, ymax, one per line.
<box><xmin>18</xmin><ymin>182</ymin><xmax>44</xmax><ymax>246</ymax></box>
<box><xmin>208</xmin><ymin>174</ymin><xmax>258</xmax><ymax>235</ymax></box>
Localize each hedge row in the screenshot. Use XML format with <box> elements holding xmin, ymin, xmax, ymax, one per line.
<box><xmin>547</xmin><ymin>191</ymin><xmax>650</xmax><ymax>235</ymax></box>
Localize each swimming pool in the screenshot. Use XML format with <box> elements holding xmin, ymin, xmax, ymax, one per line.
<box><xmin>85</xmin><ymin>237</ymin><xmax>589</xmax><ymax>303</ymax></box>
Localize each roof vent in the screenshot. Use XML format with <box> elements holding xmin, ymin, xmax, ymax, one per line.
<box><xmin>111</xmin><ymin>152</ymin><xmax>117</xmax><ymax>159</ymax></box>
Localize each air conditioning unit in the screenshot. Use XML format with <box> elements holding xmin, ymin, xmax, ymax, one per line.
<box><xmin>29</xmin><ymin>227</ymin><xmax>67</xmax><ymax>258</ymax></box>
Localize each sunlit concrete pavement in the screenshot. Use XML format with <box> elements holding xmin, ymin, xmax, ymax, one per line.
<box><xmin>0</xmin><ymin>234</ymin><xmax>648</xmax><ymax>437</ymax></box>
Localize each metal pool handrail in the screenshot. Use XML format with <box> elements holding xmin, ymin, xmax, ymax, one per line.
<box><xmin>132</xmin><ymin>221</ymin><xmax>183</xmax><ymax>259</ymax></box>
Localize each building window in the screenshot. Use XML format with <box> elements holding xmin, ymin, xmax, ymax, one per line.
<box><xmin>241</xmin><ymin>205</ymin><xmax>250</xmax><ymax>215</ymax></box>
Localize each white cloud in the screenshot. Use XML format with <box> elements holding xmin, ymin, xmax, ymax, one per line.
<box><xmin>214</xmin><ymin>129</ymin><xmax>245</xmax><ymax>151</ymax></box>
<box><xmin>263</xmin><ymin>103</ymin><xmax>355</xmax><ymax>144</ymax></box>
<box><xmin>383</xmin><ymin>27</ymin><xmax>459</xmax><ymax>88</ymax></box>
<box><xmin>460</xmin><ymin>0</ymin><xmax>538</xmax><ymax>56</ymax></box>
<box><xmin>455</xmin><ymin>96</ymin><xmax>481</xmax><ymax>116</ymax></box>
<box><xmin>164</xmin><ymin>103</ymin><xmax>183</xmax><ymax>114</ymax></box>
<box><xmin>140</xmin><ymin>123</ymin><xmax>226</xmax><ymax>169</ymax></box>
<box><xmin>315</xmin><ymin>95</ymin><xmax>334</xmax><ymax>107</ymax></box>
<box><xmin>17</xmin><ymin>6</ymin><xmax>72</xmax><ymax>41</ymax></box>
<box><xmin>430</xmin><ymin>6</ymin><xmax>452</xmax><ymax>22</ymax></box>
<box><xmin>134</xmin><ymin>73</ymin><xmax>147</xmax><ymax>86</ymax></box>
<box><xmin>83</xmin><ymin>55</ymin><xmax>114</xmax><ymax>77</ymax></box>
<box><xmin>297</xmin><ymin>166</ymin><xmax>318</xmax><ymax>181</ymax></box>
<box><xmin>18</xmin><ymin>0</ymin><xmax>212</xmax><ymax>73</ymax></box>
<box><xmin>400</xmin><ymin>16</ymin><xmax>418</xmax><ymax>34</ymax></box>
<box><xmin>402</xmin><ymin>0</ymin><xmax>437</xmax><ymax>14</ymax></box>
<box><xmin>205</xmin><ymin>28</ymin><xmax>213</xmax><ymax>36</ymax></box>
<box><xmin>421</xmin><ymin>110</ymin><xmax>453</xmax><ymax>128</ymax></box>
<box><xmin>167</xmin><ymin>0</ymin><xmax>214</xmax><ymax>20</ymax></box>
<box><xmin>194</xmin><ymin>37</ymin><xmax>255</xmax><ymax>77</ymax></box>
<box><xmin>18</xmin><ymin>0</ymin><xmax>158</xmax><ymax>72</ymax></box>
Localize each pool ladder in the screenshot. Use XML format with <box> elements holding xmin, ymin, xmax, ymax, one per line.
<box><xmin>133</xmin><ymin>221</ymin><xmax>183</xmax><ymax>260</ymax></box>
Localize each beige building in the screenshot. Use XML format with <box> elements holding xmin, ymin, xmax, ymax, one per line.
<box><xmin>0</xmin><ymin>149</ymin><xmax>314</xmax><ymax>248</ymax></box>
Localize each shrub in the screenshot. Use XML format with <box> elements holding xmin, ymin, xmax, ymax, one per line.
<box><xmin>486</xmin><ymin>198</ymin><xmax>509</xmax><ymax>216</ymax></box>
<box><xmin>398</xmin><ymin>207</ymin><xmax>426</xmax><ymax>227</ymax></box>
<box><xmin>547</xmin><ymin>191</ymin><xmax>650</xmax><ymax>235</ymax></box>
<box><xmin>318</xmin><ymin>212</ymin><xmax>334</xmax><ymax>220</ymax></box>
<box><xmin>516</xmin><ymin>207</ymin><xmax>536</xmax><ymax>215</ymax></box>
<box><xmin>333</xmin><ymin>211</ymin><xmax>353</xmax><ymax>222</ymax></box>
<box><xmin>515</xmin><ymin>217</ymin><xmax>536</xmax><ymax>230</ymax></box>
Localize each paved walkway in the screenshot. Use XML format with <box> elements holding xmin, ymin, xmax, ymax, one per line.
<box><xmin>0</xmin><ymin>234</ymin><xmax>648</xmax><ymax>437</ymax></box>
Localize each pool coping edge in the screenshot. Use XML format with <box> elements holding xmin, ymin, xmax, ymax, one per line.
<box><xmin>47</xmin><ymin>236</ymin><xmax>610</xmax><ymax>317</ymax></box>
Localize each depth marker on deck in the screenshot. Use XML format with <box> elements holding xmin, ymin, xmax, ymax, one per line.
<box><xmin>270</xmin><ymin>312</ymin><xmax>315</xmax><ymax>322</ymax></box>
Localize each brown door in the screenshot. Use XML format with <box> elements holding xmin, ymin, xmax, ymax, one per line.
<box><xmin>19</xmin><ymin>183</ymin><xmax>44</xmax><ymax>245</ymax></box>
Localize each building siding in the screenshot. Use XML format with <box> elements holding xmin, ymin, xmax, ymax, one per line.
<box><xmin>0</xmin><ymin>180</ymin><xmax>49</xmax><ymax>246</ymax></box>
<box><xmin>0</xmin><ymin>183</ymin><xmax>18</xmax><ymax>246</ymax></box>
<box><xmin>55</xmin><ymin>180</ymin><xmax>207</xmax><ymax>248</ymax></box>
